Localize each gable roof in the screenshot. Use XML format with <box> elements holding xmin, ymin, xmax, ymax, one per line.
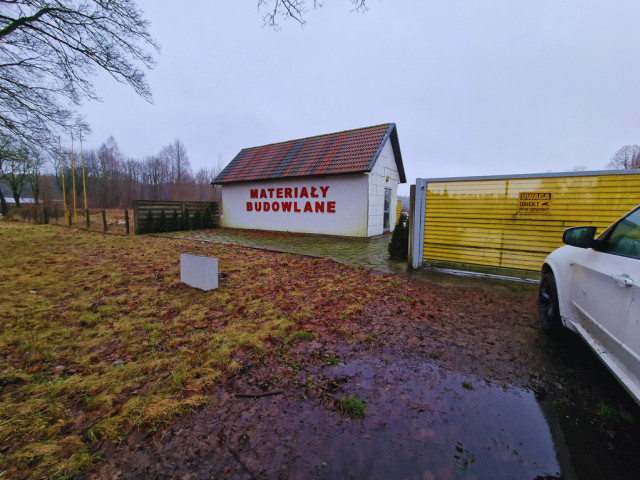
<box><xmin>213</xmin><ymin>123</ymin><xmax>406</xmax><ymax>184</ymax></box>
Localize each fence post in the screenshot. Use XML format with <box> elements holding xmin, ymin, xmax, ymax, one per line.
<box><xmin>86</xmin><ymin>209</ymin><xmax>90</xmax><ymax>229</ymax></box>
<box><xmin>410</xmin><ymin>179</ymin><xmax>427</xmax><ymax>269</ymax></box>
<box><xmin>102</xmin><ymin>210</ymin><xmax>107</xmax><ymax>232</ymax></box>
<box><xmin>43</xmin><ymin>207</ymin><xmax>49</xmax><ymax>225</ymax></box>
<box><xmin>408</xmin><ymin>184</ymin><xmax>416</xmax><ymax>265</ymax></box>
<box><xmin>132</xmin><ymin>200</ymin><xmax>139</xmax><ymax>234</ymax></box>
<box><xmin>125</xmin><ymin>209</ymin><xmax>130</xmax><ymax>235</ymax></box>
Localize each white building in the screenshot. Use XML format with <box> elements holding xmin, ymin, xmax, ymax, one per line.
<box><xmin>213</xmin><ymin>123</ymin><xmax>406</xmax><ymax>237</ymax></box>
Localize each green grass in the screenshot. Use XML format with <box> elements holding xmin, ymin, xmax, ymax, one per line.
<box><xmin>593</xmin><ymin>401</ymin><xmax>634</xmax><ymax>428</ymax></box>
<box><xmin>338</xmin><ymin>396</ymin><xmax>367</xmax><ymax>418</ymax></box>
<box><xmin>324</xmin><ymin>354</ymin><xmax>341</xmax><ymax>366</ymax></box>
<box><xmin>285</xmin><ymin>330</ymin><xmax>314</xmax><ymax>344</ymax></box>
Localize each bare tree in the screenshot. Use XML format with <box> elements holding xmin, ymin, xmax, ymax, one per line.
<box><xmin>0</xmin><ymin>1</ymin><xmax>158</xmax><ymax>149</ymax></box>
<box><xmin>0</xmin><ymin>178</ymin><xmax>6</xmax><ymax>214</ymax></box>
<box><xmin>608</xmin><ymin>145</ymin><xmax>640</xmax><ymax>170</ymax></box>
<box><xmin>2</xmin><ymin>146</ymin><xmax>31</xmax><ymax>206</ymax></box>
<box><xmin>142</xmin><ymin>154</ymin><xmax>170</xmax><ymax>200</ymax></box>
<box><xmin>258</xmin><ymin>0</ymin><xmax>368</xmax><ymax>28</ymax></box>
<box><xmin>159</xmin><ymin>139</ymin><xmax>192</xmax><ymax>199</ymax></box>
<box><xmin>121</xmin><ymin>157</ymin><xmax>143</xmax><ymax>207</ymax></box>
<box><xmin>95</xmin><ymin>136</ymin><xmax>123</xmax><ymax>205</ymax></box>
<box><xmin>160</xmin><ymin>139</ymin><xmax>191</xmax><ymax>183</ymax></box>
<box><xmin>27</xmin><ymin>151</ymin><xmax>44</xmax><ymax>204</ymax></box>
<box><xmin>0</xmin><ymin>135</ymin><xmax>12</xmax><ymax>214</ymax></box>
<box><xmin>194</xmin><ymin>167</ymin><xmax>221</xmax><ymax>201</ymax></box>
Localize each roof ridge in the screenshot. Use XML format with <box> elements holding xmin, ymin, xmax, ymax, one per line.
<box><xmin>239</xmin><ymin>123</ymin><xmax>394</xmax><ymax>151</ymax></box>
<box><xmin>213</xmin><ymin>122</ymin><xmax>406</xmax><ymax>185</ymax></box>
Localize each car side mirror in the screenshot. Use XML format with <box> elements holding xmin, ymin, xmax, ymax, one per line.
<box><xmin>562</xmin><ymin>226</ymin><xmax>597</xmax><ymax>248</ymax></box>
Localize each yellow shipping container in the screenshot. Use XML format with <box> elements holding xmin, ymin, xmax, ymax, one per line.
<box><xmin>418</xmin><ymin>171</ymin><xmax>640</xmax><ymax>271</ymax></box>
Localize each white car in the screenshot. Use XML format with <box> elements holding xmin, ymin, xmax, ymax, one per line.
<box><xmin>539</xmin><ymin>205</ymin><xmax>640</xmax><ymax>404</ymax></box>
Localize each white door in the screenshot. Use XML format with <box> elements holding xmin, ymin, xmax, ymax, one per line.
<box><xmin>571</xmin><ymin>207</ymin><xmax>640</xmax><ymax>392</ymax></box>
<box><xmin>611</xmin><ymin>208</ymin><xmax>640</xmax><ymax>375</ymax></box>
<box><xmin>621</xmin><ymin>260</ymin><xmax>640</xmax><ymax>362</ymax></box>
<box><xmin>570</xmin><ymin>249</ymin><xmax>635</xmax><ymax>344</ymax></box>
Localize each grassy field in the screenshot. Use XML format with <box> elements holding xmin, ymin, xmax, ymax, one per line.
<box><xmin>0</xmin><ymin>221</ymin><xmax>396</xmax><ymax>479</ymax></box>
<box><xmin>35</xmin><ymin>208</ymin><xmax>130</xmax><ymax>236</ymax></box>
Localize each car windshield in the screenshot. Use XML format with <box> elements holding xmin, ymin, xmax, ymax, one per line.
<box><xmin>601</xmin><ymin>208</ymin><xmax>640</xmax><ymax>259</ymax></box>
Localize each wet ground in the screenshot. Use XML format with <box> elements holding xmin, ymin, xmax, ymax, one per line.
<box><xmin>95</xmin><ymin>360</ymin><xmax>567</xmax><ymax>480</ymax></box>
<box><xmin>166</xmin><ymin>228</ymin><xmax>403</xmax><ymax>274</ymax></box>
<box><xmin>91</xmin><ymin>229</ymin><xmax>640</xmax><ymax>479</ymax></box>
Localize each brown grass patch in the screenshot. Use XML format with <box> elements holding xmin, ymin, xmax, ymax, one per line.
<box><xmin>0</xmin><ymin>222</ymin><xmax>394</xmax><ymax>479</ymax></box>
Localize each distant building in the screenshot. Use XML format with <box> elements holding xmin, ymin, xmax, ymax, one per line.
<box><xmin>5</xmin><ymin>197</ymin><xmax>35</xmax><ymax>204</ymax></box>
<box><xmin>213</xmin><ymin>123</ymin><xmax>406</xmax><ymax>237</ymax></box>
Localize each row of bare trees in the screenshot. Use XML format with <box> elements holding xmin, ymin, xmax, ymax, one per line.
<box><xmin>54</xmin><ymin>137</ymin><xmax>222</xmax><ymax>211</ymax></box>
<box><xmin>0</xmin><ymin>136</ymin><xmax>221</xmax><ymax>215</ymax></box>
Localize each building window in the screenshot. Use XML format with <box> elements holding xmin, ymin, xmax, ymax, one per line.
<box><xmin>384</xmin><ymin>188</ymin><xmax>391</xmax><ymax>231</ymax></box>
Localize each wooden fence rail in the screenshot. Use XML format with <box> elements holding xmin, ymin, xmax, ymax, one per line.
<box><xmin>133</xmin><ymin>200</ymin><xmax>221</xmax><ymax>235</ymax></box>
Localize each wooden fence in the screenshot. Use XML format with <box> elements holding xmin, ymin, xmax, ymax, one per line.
<box><xmin>133</xmin><ymin>200</ymin><xmax>221</xmax><ymax>234</ymax></box>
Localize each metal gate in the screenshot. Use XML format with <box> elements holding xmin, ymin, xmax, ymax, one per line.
<box><xmin>409</xmin><ymin>170</ymin><xmax>640</xmax><ymax>272</ymax></box>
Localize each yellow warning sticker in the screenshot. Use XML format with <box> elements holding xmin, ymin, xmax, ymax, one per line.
<box><xmin>517</xmin><ymin>192</ymin><xmax>552</xmax><ymax>214</ymax></box>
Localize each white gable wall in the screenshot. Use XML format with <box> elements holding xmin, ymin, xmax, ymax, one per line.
<box><xmin>221</xmin><ymin>175</ymin><xmax>370</xmax><ymax>236</ymax></box>
<box><xmin>367</xmin><ymin>138</ymin><xmax>400</xmax><ymax>236</ymax></box>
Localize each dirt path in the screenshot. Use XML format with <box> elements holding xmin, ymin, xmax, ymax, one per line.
<box><xmin>90</xmin><ymin>275</ymin><xmax>640</xmax><ymax>480</ymax></box>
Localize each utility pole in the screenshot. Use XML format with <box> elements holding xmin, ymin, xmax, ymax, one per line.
<box><xmin>80</xmin><ymin>134</ymin><xmax>88</xmax><ymax>213</ymax></box>
<box><xmin>59</xmin><ymin>138</ymin><xmax>68</xmax><ymax>220</ymax></box>
<box><xmin>71</xmin><ymin>135</ymin><xmax>77</xmax><ymax>222</ymax></box>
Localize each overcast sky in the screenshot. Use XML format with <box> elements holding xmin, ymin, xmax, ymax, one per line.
<box><xmin>78</xmin><ymin>0</ymin><xmax>640</xmax><ymax>195</ymax></box>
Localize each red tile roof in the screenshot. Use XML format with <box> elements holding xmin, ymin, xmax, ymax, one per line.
<box><xmin>213</xmin><ymin>123</ymin><xmax>406</xmax><ymax>184</ymax></box>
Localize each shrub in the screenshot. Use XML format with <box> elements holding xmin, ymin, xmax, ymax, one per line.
<box><xmin>180</xmin><ymin>208</ymin><xmax>190</xmax><ymax>230</ymax></box>
<box><xmin>169</xmin><ymin>210</ymin><xmax>179</xmax><ymax>232</ymax></box>
<box><xmin>144</xmin><ymin>210</ymin><xmax>155</xmax><ymax>233</ymax></box>
<box><xmin>157</xmin><ymin>210</ymin><xmax>167</xmax><ymax>233</ymax></box>
<box><xmin>203</xmin><ymin>208</ymin><xmax>213</xmax><ymax>229</ymax></box>
<box><xmin>191</xmin><ymin>210</ymin><xmax>202</xmax><ymax>230</ymax></box>
<box><xmin>388</xmin><ymin>214</ymin><xmax>408</xmax><ymax>260</ymax></box>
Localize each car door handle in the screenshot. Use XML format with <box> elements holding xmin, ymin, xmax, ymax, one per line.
<box><xmin>612</xmin><ymin>273</ymin><xmax>635</xmax><ymax>287</ymax></box>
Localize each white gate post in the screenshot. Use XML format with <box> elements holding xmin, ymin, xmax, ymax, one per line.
<box><xmin>410</xmin><ymin>178</ymin><xmax>427</xmax><ymax>269</ymax></box>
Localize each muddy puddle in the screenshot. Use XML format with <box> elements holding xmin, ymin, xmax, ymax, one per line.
<box><xmin>296</xmin><ymin>358</ymin><xmax>568</xmax><ymax>480</ymax></box>
<box><xmin>94</xmin><ymin>355</ymin><xmax>575</xmax><ymax>480</ymax></box>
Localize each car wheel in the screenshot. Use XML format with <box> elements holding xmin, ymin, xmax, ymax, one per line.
<box><xmin>539</xmin><ymin>271</ymin><xmax>561</xmax><ymax>332</ymax></box>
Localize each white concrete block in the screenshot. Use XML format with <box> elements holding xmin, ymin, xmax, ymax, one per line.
<box><xmin>180</xmin><ymin>254</ymin><xmax>218</xmax><ymax>291</ymax></box>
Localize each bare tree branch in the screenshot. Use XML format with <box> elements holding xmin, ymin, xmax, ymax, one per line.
<box><xmin>258</xmin><ymin>0</ymin><xmax>368</xmax><ymax>29</ymax></box>
<box><xmin>0</xmin><ymin>1</ymin><xmax>158</xmax><ymax>151</ymax></box>
<box><xmin>608</xmin><ymin>145</ymin><xmax>640</xmax><ymax>170</ymax></box>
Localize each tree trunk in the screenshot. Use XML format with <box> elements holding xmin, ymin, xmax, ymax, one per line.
<box><xmin>31</xmin><ymin>173</ymin><xmax>40</xmax><ymax>205</ymax></box>
<box><xmin>0</xmin><ymin>190</ymin><xmax>7</xmax><ymax>215</ymax></box>
<box><xmin>11</xmin><ymin>188</ymin><xmax>21</xmax><ymax>208</ymax></box>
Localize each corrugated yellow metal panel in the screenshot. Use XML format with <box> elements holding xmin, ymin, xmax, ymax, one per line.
<box><xmin>396</xmin><ymin>200</ymin><xmax>401</xmax><ymax>225</ymax></box>
<box><xmin>422</xmin><ymin>172</ymin><xmax>640</xmax><ymax>271</ymax></box>
<box><xmin>423</xmin><ymin>244</ymin><xmax>551</xmax><ymax>271</ymax></box>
